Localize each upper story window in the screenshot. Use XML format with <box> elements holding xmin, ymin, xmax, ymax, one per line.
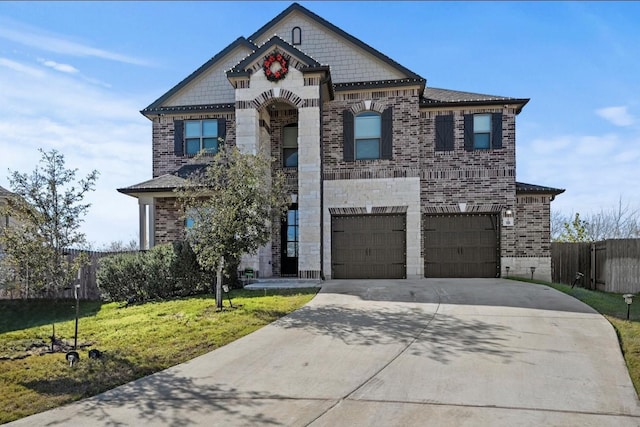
<box><xmin>173</xmin><ymin>118</ymin><xmax>226</xmax><ymax>157</ymax></box>
<box><xmin>283</xmin><ymin>123</ymin><xmax>298</xmax><ymax>167</ymax></box>
<box><xmin>185</xmin><ymin>120</ymin><xmax>219</xmax><ymax>155</ymax></box>
<box><xmin>292</xmin><ymin>27</ymin><xmax>302</xmax><ymax>45</ymax></box>
<box><xmin>343</xmin><ymin>107</ymin><xmax>393</xmax><ymax>161</ymax></box>
<box><xmin>473</xmin><ymin>114</ymin><xmax>491</xmax><ymax>149</ymax></box>
<box><xmin>464</xmin><ymin>113</ymin><xmax>503</xmax><ymax>151</ymax></box>
<box><xmin>355</xmin><ymin>112</ymin><xmax>381</xmax><ymax>160</ymax></box>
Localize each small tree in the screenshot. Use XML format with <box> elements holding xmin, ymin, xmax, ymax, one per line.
<box><xmin>177</xmin><ymin>145</ymin><xmax>289</xmax><ymax>309</ymax></box>
<box><xmin>557</xmin><ymin>212</ymin><xmax>591</xmax><ymax>242</ymax></box>
<box><xmin>0</xmin><ymin>149</ymin><xmax>98</xmax><ymax>297</ymax></box>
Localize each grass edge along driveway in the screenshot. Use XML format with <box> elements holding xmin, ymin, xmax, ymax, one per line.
<box><xmin>0</xmin><ymin>288</ymin><xmax>318</xmax><ymax>424</ymax></box>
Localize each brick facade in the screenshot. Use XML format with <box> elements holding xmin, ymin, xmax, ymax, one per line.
<box><xmin>120</xmin><ymin>3</ymin><xmax>560</xmax><ymax>281</ymax></box>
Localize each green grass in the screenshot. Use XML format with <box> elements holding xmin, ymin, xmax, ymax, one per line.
<box><xmin>511</xmin><ymin>277</ymin><xmax>640</xmax><ymax>395</ymax></box>
<box><xmin>0</xmin><ymin>288</ymin><xmax>318</xmax><ymax>424</ymax></box>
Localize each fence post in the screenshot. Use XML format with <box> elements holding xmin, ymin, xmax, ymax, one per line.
<box><xmin>590</xmin><ymin>243</ymin><xmax>595</xmax><ymax>290</ymax></box>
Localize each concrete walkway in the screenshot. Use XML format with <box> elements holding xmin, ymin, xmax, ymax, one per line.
<box><xmin>8</xmin><ymin>279</ymin><xmax>640</xmax><ymax>426</ymax></box>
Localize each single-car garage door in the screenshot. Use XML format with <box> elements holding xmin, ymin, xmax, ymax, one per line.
<box><xmin>424</xmin><ymin>214</ymin><xmax>498</xmax><ymax>278</ymax></box>
<box><xmin>332</xmin><ymin>214</ymin><xmax>406</xmax><ymax>279</ymax></box>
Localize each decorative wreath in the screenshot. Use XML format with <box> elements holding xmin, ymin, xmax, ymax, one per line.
<box><xmin>263</xmin><ymin>52</ymin><xmax>289</xmax><ymax>82</ymax></box>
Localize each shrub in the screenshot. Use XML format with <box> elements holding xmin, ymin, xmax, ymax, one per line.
<box><xmin>97</xmin><ymin>241</ymin><xmax>208</xmax><ymax>302</ymax></box>
<box><xmin>97</xmin><ymin>251</ymin><xmax>148</xmax><ymax>301</ymax></box>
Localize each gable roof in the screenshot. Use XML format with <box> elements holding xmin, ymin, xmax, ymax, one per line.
<box><xmin>421</xmin><ymin>87</ymin><xmax>529</xmax><ymax>112</ymax></box>
<box><xmin>248</xmin><ymin>2</ymin><xmax>424</xmax><ymax>82</ymax></box>
<box><xmin>142</xmin><ymin>37</ymin><xmax>255</xmax><ymax>114</ymax></box>
<box><xmin>227</xmin><ymin>35</ymin><xmax>325</xmax><ymax>78</ymax></box>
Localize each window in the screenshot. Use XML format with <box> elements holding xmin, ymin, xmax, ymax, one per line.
<box><xmin>283</xmin><ymin>123</ymin><xmax>298</xmax><ymax>167</ymax></box>
<box><xmin>285</xmin><ymin>208</ymin><xmax>299</xmax><ymax>257</ymax></box>
<box><xmin>292</xmin><ymin>27</ymin><xmax>302</xmax><ymax>45</ymax></box>
<box><xmin>463</xmin><ymin>113</ymin><xmax>503</xmax><ymax>151</ymax></box>
<box><xmin>473</xmin><ymin>114</ymin><xmax>491</xmax><ymax>149</ymax></box>
<box><xmin>343</xmin><ymin>107</ymin><xmax>392</xmax><ymax>161</ymax></box>
<box><xmin>185</xmin><ymin>119</ymin><xmax>220</xmax><ymax>156</ymax></box>
<box><xmin>355</xmin><ymin>112</ymin><xmax>381</xmax><ymax>160</ymax></box>
<box><xmin>185</xmin><ymin>217</ymin><xmax>195</xmax><ymax>229</ymax></box>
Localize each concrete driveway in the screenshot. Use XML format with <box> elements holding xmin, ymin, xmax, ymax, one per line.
<box><xmin>8</xmin><ymin>279</ymin><xmax>640</xmax><ymax>426</ymax></box>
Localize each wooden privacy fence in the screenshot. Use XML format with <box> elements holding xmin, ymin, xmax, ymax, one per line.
<box><xmin>0</xmin><ymin>249</ymin><xmax>127</xmax><ymax>300</ymax></box>
<box><xmin>552</xmin><ymin>239</ymin><xmax>640</xmax><ymax>293</ymax></box>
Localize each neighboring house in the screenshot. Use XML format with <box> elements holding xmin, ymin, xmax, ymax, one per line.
<box><xmin>118</xmin><ymin>2</ymin><xmax>563</xmax><ymax>281</ymax></box>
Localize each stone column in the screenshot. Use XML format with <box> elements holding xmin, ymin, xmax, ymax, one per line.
<box><xmin>297</xmin><ymin>106</ymin><xmax>321</xmax><ymax>278</ymax></box>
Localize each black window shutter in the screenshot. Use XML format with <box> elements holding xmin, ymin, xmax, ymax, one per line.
<box><xmin>436</xmin><ymin>115</ymin><xmax>454</xmax><ymax>151</ymax></box>
<box><xmin>174</xmin><ymin>120</ymin><xmax>184</xmax><ymax>156</ymax></box>
<box><xmin>217</xmin><ymin>118</ymin><xmax>227</xmax><ymax>142</ymax></box>
<box><xmin>343</xmin><ymin>110</ymin><xmax>354</xmax><ymax>162</ymax></box>
<box><xmin>491</xmin><ymin>113</ymin><xmax>503</xmax><ymax>149</ymax></box>
<box><xmin>381</xmin><ymin>107</ymin><xmax>393</xmax><ymax>159</ymax></box>
<box><xmin>463</xmin><ymin>114</ymin><xmax>474</xmax><ymax>151</ymax></box>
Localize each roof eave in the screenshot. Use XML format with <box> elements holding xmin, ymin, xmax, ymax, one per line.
<box><xmin>421</xmin><ymin>98</ymin><xmax>530</xmax><ymax>113</ymax></box>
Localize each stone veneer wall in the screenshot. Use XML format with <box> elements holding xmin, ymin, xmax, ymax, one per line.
<box><xmin>323</xmin><ymin>177</ymin><xmax>422</xmax><ymax>279</ymax></box>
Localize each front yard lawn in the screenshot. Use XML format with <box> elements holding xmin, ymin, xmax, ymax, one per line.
<box><xmin>0</xmin><ymin>288</ymin><xmax>318</xmax><ymax>424</ymax></box>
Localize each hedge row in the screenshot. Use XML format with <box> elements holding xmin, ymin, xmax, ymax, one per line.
<box><xmin>97</xmin><ymin>241</ymin><xmax>210</xmax><ymax>302</ymax></box>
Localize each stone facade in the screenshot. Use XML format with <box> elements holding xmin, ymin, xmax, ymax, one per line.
<box><xmin>120</xmin><ymin>3</ymin><xmax>561</xmax><ymax>281</ymax></box>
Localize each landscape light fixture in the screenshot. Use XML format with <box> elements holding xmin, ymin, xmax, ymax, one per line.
<box><xmin>505</xmin><ymin>266</ymin><xmax>510</xmax><ymax>277</ymax></box>
<box><xmin>624</xmin><ymin>294</ymin><xmax>634</xmax><ymax>320</ymax></box>
<box><xmin>530</xmin><ymin>267</ymin><xmax>536</xmax><ymax>280</ymax></box>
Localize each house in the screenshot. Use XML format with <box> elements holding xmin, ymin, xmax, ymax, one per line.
<box><xmin>118</xmin><ymin>2</ymin><xmax>563</xmax><ymax>281</ymax></box>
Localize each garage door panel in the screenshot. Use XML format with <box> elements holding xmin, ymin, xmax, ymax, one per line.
<box><xmin>424</xmin><ymin>214</ymin><xmax>498</xmax><ymax>278</ymax></box>
<box><xmin>332</xmin><ymin>214</ymin><xmax>406</xmax><ymax>279</ymax></box>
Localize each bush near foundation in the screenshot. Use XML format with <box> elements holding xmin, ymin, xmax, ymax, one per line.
<box><xmin>97</xmin><ymin>241</ymin><xmax>208</xmax><ymax>302</ymax></box>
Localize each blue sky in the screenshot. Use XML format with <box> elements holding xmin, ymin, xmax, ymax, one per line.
<box><xmin>0</xmin><ymin>1</ymin><xmax>639</xmax><ymax>247</ymax></box>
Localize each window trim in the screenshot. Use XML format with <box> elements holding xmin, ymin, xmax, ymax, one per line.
<box><xmin>184</xmin><ymin>119</ymin><xmax>221</xmax><ymax>156</ymax></box>
<box><xmin>292</xmin><ymin>27</ymin><xmax>302</xmax><ymax>45</ymax></box>
<box><xmin>463</xmin><ymin>113</ymin><xmax>503</xmax><ymax>151</ymax></box>
<box><xmin>354</xmin><ymin>111</ymin><xmax>382</xmax><ymax>160</ymax></box>
<box><xmin>473</xmin><ymin>114</ymin><xmax>491</xmax><ymax>150</ymax></box>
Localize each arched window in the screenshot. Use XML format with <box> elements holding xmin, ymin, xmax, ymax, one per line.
<box><xmin>283</xmin><ymin>123</ymin><xmax>298</xmax><ymax>167</ymax></box>
<box><xmin>292</xmin><ymin>27</ymin><xmax>302</xmax><ymax>45</ymax></box>
<box><xmin>354</xmin><ymin>112</ymin><xmax>381</xmax><ymax>160</ymax></box>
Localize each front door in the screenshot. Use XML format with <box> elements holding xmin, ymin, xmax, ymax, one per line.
<box><xmin>281</xmin><ymin>205</ymin><xmax>299</xmax><ymax>276</ymax></box>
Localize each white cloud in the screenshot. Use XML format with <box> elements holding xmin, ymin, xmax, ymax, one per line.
<box><xmin>0</xmin><ymin>56</ymin><xmax>151</xmax><ymax>246</ymax></box>
<box><xmin>596</xmin><ymin>106</ymin><xmax>635</xmax><ymax>127</ymax></box>
<box><xmin>0</xmin><ymin>56</ymin><xmax>44</xmax><ymax>77</ymax></box>
<box><xmin>0</xmin><ymin>17</ymin><xmax>153</xmax><ymax>67</ymax></box>
<box><xmin>39</xmin><ymin>59</ymin><xmax>78</xmax><ymax>74</ymax></box>
<box><xmin>518</xmin><ymin>129</ymin><xmax>640</xmax><ymax>219</ymax></box>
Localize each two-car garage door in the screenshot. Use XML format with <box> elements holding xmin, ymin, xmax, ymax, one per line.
<box><xmin>331</xmin><ymin>214</ymin><xmax>406</xmax><ymax>279</ymax></box>
<box><xmin>330</xmin><ymin>213</ymin><xmax>498</xmax><ymax>279</ymax></box>
<box><xmin>423</xmin><ymin>214</ymin><xmax>499</xmax><ymax>278</ymax></box>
